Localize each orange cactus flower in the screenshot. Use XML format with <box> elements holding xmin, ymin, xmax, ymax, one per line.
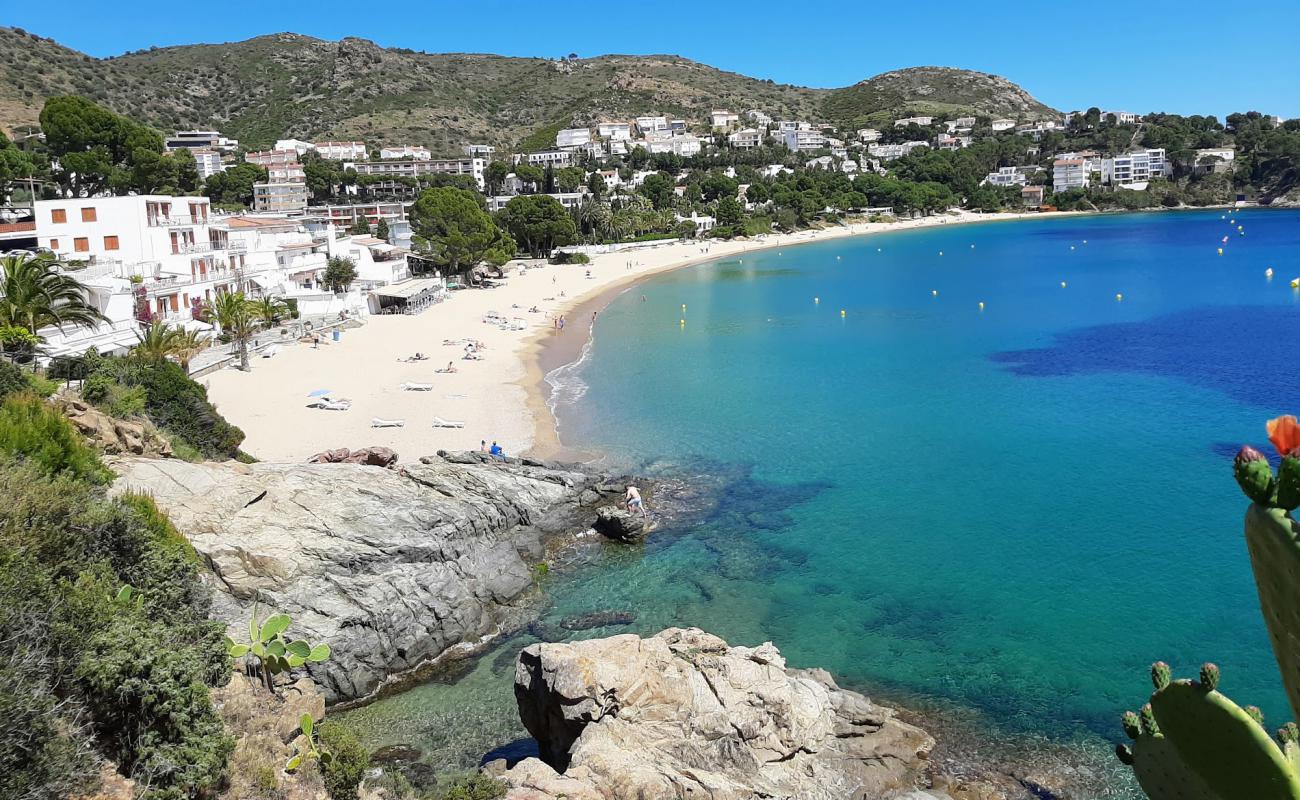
<box><xmin>1267</xmin><ymin>415</ymin><xmax>1300</xmax><ymax>457</ymax></box>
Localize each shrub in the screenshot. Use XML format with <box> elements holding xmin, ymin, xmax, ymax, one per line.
<box><xmin>24</xmin><ymin>372</ymin><xmax>59</xmax><ymax>398</ymax></box>
<box><xmin>92</xmin><ymin>357</ymin><xmax>244</xmax><ymax>459</ymax></box>
<box><xmin>549</xmin><ymin>251</ymin><xmax>590</xmax><ymax>265</ymax></box>
<box><xmin>0</xmin><ymin>361</ymin><xmax>26</xmax><ymax>399</ymax></box>
<box><xmin>0</xmin><ymin>393</ymin><xmax>111</xmax><ymax>483</ymax></box>
<box><xmin>431</xmin><ymin>773</ymin><xmax>507</xmax><ymax>800</ymax></box>
<box><xmin>318</xmin><ymin>721</ymin><xmax>370</xmax><ymax>800</ymax></box>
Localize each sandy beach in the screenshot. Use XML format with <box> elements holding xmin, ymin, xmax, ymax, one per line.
<box><xmin>205</xmin><ymin>209</ymin><xmax>1072</xmax><ymax>463</ymax></box>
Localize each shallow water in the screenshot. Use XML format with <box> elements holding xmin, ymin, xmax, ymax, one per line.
<box><xmin>342</xmin><ymin>210</ymin><xmax>1300</xmax><ymax>789</ymax></box>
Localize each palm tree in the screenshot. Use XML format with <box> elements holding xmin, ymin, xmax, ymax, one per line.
<box><xmin>131</xmin><ymin>322</ymin><xmax>210</xmax><ymax>372</ymax></box>
<box><xmin>171</xmin><ymin>327</ymin><xmax>210</xmax><ymax>373</ymax></box>
<box><xmin>209</xmin><ymin>291</ymin><xmax>256</xmax><ymax>371</ymax></box>
<box><xmin>0</xmin><ymin>251</ymin><xmax>108</xmax><ymax>338</ymax></box>
<box><xmin>250</xmin><ymin>295</ymin><xmax>289</xmax><ymax>329</ymax></box>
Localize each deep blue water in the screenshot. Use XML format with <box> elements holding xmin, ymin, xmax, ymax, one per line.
<box><xmin>343</xmin><ymin>210</ymin><xmax>1300</xmax><ymax>785</ymax></box>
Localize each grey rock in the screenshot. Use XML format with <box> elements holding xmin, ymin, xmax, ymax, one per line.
<box><xmin>557</xmin><ymin>610</ymin><xmax>636</xmax><ymax>631</ymax></box>
<box><xmin>111</xmin><ymin>452</ymin><xmax>624</xmax><ymax>703</ymax></box>
<box><xmin>593</xmin><ymin>505</ymin><xmax>646</xmax><ymax>542</ymax></box>
<box><xmin>503</xmin><ymin>627</ymin><xmax>935</xmax><ymax>800</ymax></box>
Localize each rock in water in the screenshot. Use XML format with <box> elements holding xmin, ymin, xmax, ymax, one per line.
<box><xmin>593</xmin><ymin>505</ymin><xmax>646</xmax><ymax>542</ymax></box>
<box><xmin>111</xmin><ymin>453</ymin><xmax>622</xmax><ymax>702</ymax></box>
<box><xmin>504</xmin><ymin>628</ymin><xmax>935</xmax><ymax>799</ymax></box>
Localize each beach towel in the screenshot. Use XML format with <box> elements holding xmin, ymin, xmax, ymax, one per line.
<box><xmin>400</xmin><ymin>382</ymin><xmax>434</xmax><ymax>391</ymax></box>
<box><xmin>371</xmin><ymin>418</ymin><xmax>405</xmax><ymax>428</ymax></box>
<box><xmin>431</xmin><ymin>417</ymin><xmax>465</xmax><ymax>428</ymax></box>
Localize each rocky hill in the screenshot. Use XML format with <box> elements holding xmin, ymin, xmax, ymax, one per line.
<box><xmin>0</xmin><ymin>27</ymin><xmax>1059</xmax><ymax>152</ymax></box>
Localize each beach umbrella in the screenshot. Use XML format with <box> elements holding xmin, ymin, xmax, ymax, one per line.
<box><xmin>308</xmin><ymin>389</ymin><xmax>332</xmax><ymax>397</ymax></box>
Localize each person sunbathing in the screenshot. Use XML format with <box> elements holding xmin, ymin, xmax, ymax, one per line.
<box><xmin>436</xmin><ymin>362</ymin><xmax>458</xmax><ymax>373</ymax></box>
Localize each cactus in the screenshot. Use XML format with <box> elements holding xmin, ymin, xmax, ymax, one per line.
<box><xmin>1235</xmin><ymin>446</ymin><xmax>1277</xmax><ymax>505</ymax></box>
<box><xmin>1279</xmin><ymin>451</ymin><xmax>1300</xmax><ymax>512</ymax></box>
<box><xmin>225</xmin><ymin>604</ymin><xmax>331</xmax><ymax>694</ymax></box>
<box><xmin>286</xmin><ymin>712</ymin><xmax>334</xmax><ymax>772</ymax></box>
<box><xmin>1243</xmin><ymin>503</ymin><xmax>1300</xmax><ymax>721</ymax></box>
<box><xmin>1118</xmin><ymin>663</ymin><xmax>1300</xmax><ymax>799</ymax></box>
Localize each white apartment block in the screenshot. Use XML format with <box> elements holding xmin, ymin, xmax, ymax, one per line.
<box><xmin>485</xmin><ymin>192</ymin><xmax>589</xmax><ymax>213</ymax></box>
<box><xmin>556</xmin><ymin>128</ymin><xmax>592</xmax><ymax>149</ymax></box>
<box><xmin>1104</xmin><ymin>111</ymin><xmax>1139</xmax><ymax>124</ymax></box>
<box><xmin>711</xmin><ymin>110</ymin><xmax>740</xmax><ymax>130</ymax></box>
<box><xmin>1102</xmin><ymin>149</ymin><xmax>1170</xmax><ymax>186</ymax></box>
<box><xmin>857</xmin><ymin>128</ymin><xmax>882</xmax><ymax>142</ymax></box>
<box><xmin>982</xmin><ymin>166</ymin><xmax>1029</xmax><ymax>187</ymax></box>
<box><xmin>783</xmin><ymin>129</ymin><xmax>826</xmax><ymax>152</ymax></box>
<box><xmin>636</xmin><ymin>116</ymin><xmax>669</xmax><ymax>134</ymax></box>
<box><xmin>513</xmin><ymin>150</ymin><xmax>573</xmax><ymax>168</ymax></box>
<box><xmin>303</xmin><ymin>202</ymin><xmax>408</xmax><ymax>231</ymax></box>
<box><xmin>867</xmin><ymin>141</ymin><xmax>928</xmax><ymax>161</ymax></box>
<box><xmin>728</xmin><ymin>128</ymin><xmax>763</xmax><ymax>149</ymax></box>
<box><xmin>253</xmin><ymin>182</ymin><xmax>309</xmax><ymax>214</ymax></box>
<box><xmin>644</xmin><ymin>135</ymin><xmax>703</xmax><ymax>157</ymax></box>
<box><xmin>275</xmin><ymin>139</ymin><xmax>316</xmax><ymax>155</ymax></box>
<box><xmin>894</xmin><ymin>116</ymin><xmax>934</xmax><ymax>127</ymax></box>
<box><xmin>777</xmin><ymin>120</ymin><xmax>811</xmax><ymax>132</ymax></box>
<box><xmin>350</xmin><ymin>158</ymin><xmax>487</xmax><ymax>191</ymax></box>
<box><xmin>245</xmin><ymin>150</ymin><xmax>301</xmax><ymax>168</ymax></box>
<box><xmin>266</xmin><ymin>163</ymin><xmax>306</xmax><ymax>183</ymax></box>
<box><xmin>945</xmin><ymin>117</ymin><xmax>976</xmax><ymax>132</ymax></box>
<box><xmin>192</xmin><ymin>150</ymin><xmax>226</xmax><ymax>180</ymax></box>
<box><xmin>380</xmin><ymin>145</ymin><xmax>432</xmax><ymax>160</ymax></box>
<box><xmin>991</xmin><ymin>118</ymin><xmax>1016</xmax><ymax>132</ymax></box>
<box><xmin>464</xmin><ymin>144</ymin><xmax>496</xmax><ymax>158</ymax></box>
<box><xmin>314</xmin><ymin>141</ymin><xmax>368</xmax><ymax>161</ymax></box>
<box><xmin>1052</xmin><ymin>159</ymin><xmax>1091</xmax><ymax>192</ymax></box>
<box><xmin>597</xmin><ymin>122</ymin><xmax>633</xmax><ymax>140</ymax></box>
<box><xmin>165</xmin><ymin>130</ymin><xmax>239</xmax><ymax>152</ymax></box>
<box><xmin>746</xmin><ymin>110</ymin><xmax>772</xmax><ymax>126</ymax></box>
<box><xmin>669</xmin><ymin>119</ymin><xmax>687</xmax><ymax>132</ymax></box>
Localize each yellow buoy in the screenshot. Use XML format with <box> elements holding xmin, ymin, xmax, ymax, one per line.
<box><xmin>1116</xmin><ymin>293</ymin><xmax>1123</xmax><ymax>302</ymax></box>
<box><xmin>978</xmin><ymin>301</ymin><xmax>985</xmax><ymax>310</ymax></box>
<box><xmin>680</xmin><ymin>319</ymin><xmax>686</xmax><ymax>326</ymax></box>
<box><xmin>1217</xmin><ymin>248</ymin><xmax>1224</xmax><ymax>255</ymax></box>
<box><xmin>814</xmin><ymin>297</ymin><xmax>820</xmax><ymax>304</ymax></box>
<box><xmin>1265</xmin><ymin>268</ymin><xmax>1274</xmax><ymax>278</ymax></box>
<box><xmin>1292</xmin><ymin>278</ymin><xmax>1300</xmax><ymax>288</ymax></box>
<box><xmin>840</xmin><ymin>309</ymin><xmax>846</xmax><ymax>318</ymax></box>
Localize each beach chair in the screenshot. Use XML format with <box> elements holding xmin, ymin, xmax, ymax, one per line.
<box><xmin>261</xmin><ymin>345</ymin><xmax>280</xmax><ymax>358</ymax></box>
<box><xmin>306</xmin><ymin>399</ymin><xmax>351</xmax><ymax>411</ymax></box>
<box><xmin>400</xmin><ymin>382</ymin><xmax>434</xmax><ymax>391</ymax></box>
<box><xmin>371</xmin><ymin>418</ymin><xmax>405</xmax><ymax>428</ymax></box>
<box><xmin>431</xmin><ymin>417</ymin><xmax>465</xmax><ymax>428</ymax></box>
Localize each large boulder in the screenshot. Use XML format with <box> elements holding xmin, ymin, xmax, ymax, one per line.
<box><xmin>592</xmin><ymin>506</ymin><xmax>645</xmax><ymax>542</ymax></box>
<box><xmin>306</xmin><ymin>447</ymin><xmax>398</xmax><ymax>467</ymax></box>
<box><xmin>111</xmin><ymin>453</ymin><xmax>623</xmax><ymax>702</ymax></box>
<box><xmin>57</xmin><ymin>394</ymin><xmax>173</xmax><ymax>458</ymax></box>
<box><xmin>503</xmin><ymin>628</ymin><xmax>935</xmax><ymax>800</ymax></box>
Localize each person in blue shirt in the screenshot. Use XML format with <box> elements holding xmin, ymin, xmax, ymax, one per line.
<box><xmin>489</xmin><ymin>441</ymin><xmax>505</xmax><ymax>461</ymax></box>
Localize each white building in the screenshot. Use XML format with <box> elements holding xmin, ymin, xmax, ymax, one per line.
<box><xmin>1192</xmin><ymin>147</ymin><xmax>1236</xmax><ymax>175</ymax></box>
<box><xmin>513</xmin><ymin>150</ymin><xmax>573</xmax><ymax>168</ymax></box>
<box><xmin>556</xmin><ymin>128</ymin><xmax>592</xmax><ymax>149</ymax></box>
<box><xmin>777</xmin><ymin>120</ymin><xmax>811</xmax><ymax>132</ymax></box>
<box><xmin>464</xmin><ymin>144</ymin><xmax>496</xmax><ymax>158</ymax></box>
<box><xmin>783</xmin><ymin>129</ymin><xmax>826</xmax><ymax>152</ymax></box>
<box><xmin>350</xmin><ymin>158</ymin><xmax>486</xmax><ymax>191</ymax></box>
<box><xmin>253</xmin><ymin>182</ymin><xmax>309</xmax><ymax>214</ymax></box>
<box><xmin>644</xmin><ymin>135</ymin><xmax>703</xmax><ymax>157</ymax></box>
<box><xmin>266</xmin><ymin>163</ymin><xmax>306</xmax><ymax>184</ymax></box>
<box><xmin>982</xmin><ymin>166</ymin><xmax>1029</xmax><ymax>187</ymax></box>
<box><xmin>636</xmin><ymin>116</ymin><xmax>669</xmax><ymax>134</ymax></box>
<box><xmin>245</xmin><ymin>150</ymin><xmax>301</xmax><ymax>168</ymax></box>
<box><xmin>894</xmin><ymin>116</ymin><xmax>934</xmax><ymax>127</ymax></box>
<box><xmin>1102</xmin><ymin>149</ymin><xmax>1170</xmax><ymax>186</ymax></box>
<box><xmin>165</xmin><ymin>130</ymin><xmax>239</xmax><ymax>152</ymax></box>
<box><xmin>1104</xmin><ymin>111</ymin><xmax>1139</xmax><ymax>124</ymax></box>
<box><xmin>936</xmin><ymin>134</ymin><xmax>973</xmax><ymax>150</ymax></box>
<box><xmin>192</xmin><ymin>149</ymin><xmax>226</xmax><ymax>180</ymax></box>
<box><xmin>728</xmin><ymin>128</ymin><xmax>763</xmax><ymax>149</ymax></box>
<box><xmin>867</xmin><ymin>141</ymin><xmax>928</xmax><ymax>161</ymax></box>
<box><xmin>711</xmin><ymin>110</ymin><xmax>740</xmax><ymax>130</ymax></box>
<box><xmin>1052</xmin><ymin>158</ymin><xmax>1091</xmax><ymax>192</ymax></box>
<box><xmin>314</xmin><ymin>141</ymin><xmax>368</xmax><ymax>161</ymax></box>
<box><xmin>945</xmin><ymin>117</ymin><xmax>976</xmax><ymax>133</ymax></box>
<box><xmin>597</xmin><ymin>122</ymin><xmax>633</xmax><ymax>140</ymax></box>
<box><xmin>274</xmin><ymin>139</ymin><xmax>316</xmax><ymax>156</ymax></box>
<box><xmin>485</xmin><ymin>192</ymin><xmax>589</xmax><ymax>213</ymax></box>
<box><xmin>380</xmin><ymin>145</ymin><xmax>432</xmax><ymax>160</ymax></box>
<box><xmin>857</xmin><ymin>129</ymin><xmax>882</xmax><ymax>142</ymax></box>
<box><xmin>746</xmin><ymin>110</ymin><xmax>772</xmax><ymax>126</ymax></box>
<box><xmin>991</xmin><ymin>118</ymin><xmax>1016</xmax><ymax>132</ymax></box>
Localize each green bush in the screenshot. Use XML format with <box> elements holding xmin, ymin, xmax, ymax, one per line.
<box><xmin>431</xmin><ymin>773</ymin><xmax>507</xmax><ymax>800</ymax></box>
<box><xmin>0</xmin><ymin>393</ymin><xmax>111</xmax><ymax>483</ymax></box>
<box><xmin>549</xmin><ymin>251</ymin><xmax>590</xmax><ymax>265</ymax></box>
<box><xmin>0</xmin><ymin>362</ymin><xmax>26</xmax><ymax>400</ymax></box>
<box><xmin>25</xmin><ymin>372</ymin><xmax>58</xmax><ymax>398</ymax></box>
<box><xmin>319</xmin><ymin>721</ymin><xmax>370</xmax><ymax>800</ymax></box>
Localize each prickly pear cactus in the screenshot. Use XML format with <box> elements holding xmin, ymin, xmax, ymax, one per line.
<box><xmin>1245</xmin><ymin>504</ymin><xmax>1300</xmax><ymax>721</ymax></box>
<box><xmin>1117</xmin><ymin>662</ymin><xmax>1300</xmax><ymax>799</ymax></box>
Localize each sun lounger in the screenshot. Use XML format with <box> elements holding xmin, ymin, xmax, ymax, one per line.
<box><xmin>371</xmin><ymin>418</ymin><xmax>405</xmax><ymax>428</ymax></box>
<box><xmin>431</xmin><ymin>417</ymin><xmax>465</xmax><ymax>428</ymax></box>
<box><xmin>307</xmin><ymin>399</ymin><xmax>351</xmax><ymax>411</ymax></box>
<box><xmin>400</xmin><ymin>382</ymin><xmax>434</xmax><ymax>391</ymax></box>
<box><xmin>261</xmin><ymin>345</ymin><xmax>280</xmax><ymax>358</ymax></box>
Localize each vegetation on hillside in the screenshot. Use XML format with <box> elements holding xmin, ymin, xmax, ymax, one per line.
<box><xmin>822</xmin><ymin>66</ymin><xmax>1059</xmax><ymax>131</ymax></box>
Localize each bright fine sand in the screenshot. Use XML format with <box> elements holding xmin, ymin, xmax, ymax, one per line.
<box><xmin>204</xmin><ymin>210</ymin><xmax>1065</xmax><ymax>463</ymax></box>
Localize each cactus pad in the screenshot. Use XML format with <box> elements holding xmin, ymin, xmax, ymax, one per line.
<box><xmin>1278</xmin><ymin>454</ymin><xmax>1300</xmax><ymax>512</ymax></box>
<box><xmin>1244</xmin><ymin>504</ymin><xmax>1300</xmax><ymax>722</ymax></box>
<box><xmin>1119</xmin><ymin>666</ymin><xmax>1300</xmax><ymax>799</ymax></box>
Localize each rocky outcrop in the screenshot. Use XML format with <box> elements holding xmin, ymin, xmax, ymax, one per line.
<box><xmin>592</xmin><ymin>505</ymin><xmax>646</xmax><ymax>542</ymax></box>
<box><xmin>57</xmin><ymin>394</ymin><xmax>173</xmax><ymax>458</ymax></box>
<box><xmin>306</xmin><ymin>446</ymin><xmax>398</xmax><ymax>467</ymax></box>
<box><xmin>110</xmin><ymin>453</ymin><xmax>627</xmax><ymax>703</ymax></box>
<box><xmin>499</xmin><ymin>628</ymin><xmax>936</xmax><ymax>800</ymax></box>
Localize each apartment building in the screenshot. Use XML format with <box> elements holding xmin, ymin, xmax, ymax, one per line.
<box><xmin>556</xmin><ymin>128</ymin><xmax>592</xmax><ymax>149</ymax></box>
<box><xmin>728</xmin><ymin>128</ymin><xmax>763</xmax><ymax>149</ymax></box>
<box><xmin>380</xmin><ymin>145</ymin><xmax>432</xmax><ymax>160</ymax></box>
<box><xmin>783</xmin><ymin>129</ymin><xmax>826</xmax><ymax>152</ymax></box>
<box><xmin>636</xmin><ymin>116</ymin><xmax>669</xmax><ymax>134</ymax></box>
<box><xmin>1021</xmin><ymin>185</ymin><xmax>1046</xmax><ymax>208</ymax></box>
<box><xmin>982</xmin><ymin>166</ymin><xmax>1029</xmax><ymax>187</ymax></box>
<box><xmin>894</xmin><ymin>116</ymin><xmax>934</xmax><ymax>127</ymax></box>
<box><xmin>512</xmin><ymin>150</ymin><xmax>573</xmax><ymax>168</ymax></box>
<box><xmin>1052</xmin><ymin>159</ymin><xmax>1091</xmax><ymax>192</ymax></box>
<box><xmin>856</xmin><ymin>128</ymin><xmax>882</xmax><ymax>142</ymax></box>
<box><xmin>314</xmin><ymin>141</ymin><xmax>368</xmax><ymax>161</ymax></box>
<box><xmin>486</xmin><ymin>192</ymin><xmax>589</xmax><ymax>213</ymax></box>
<box><xmin>643</xmin><ymin>135</ymin><xmax>703</xmax><ymax>157</ymax></box>
<box><xmin>350</xmin><ymin>157</ymin><xmax>486</xmax><ymax>191</ymax></box>
<box><xmin>746</xmin><ymin>110</ymin><xmax>773</xmax><ymax>126</ymax></box>
<box><xmin>245</xmin><ymin>150</ymin><xmax>302</xmax><ymax>168</ymax></box>
<box><xmin>464</xmin><ymin>144</ymin><xmax>496</xmax><ymax>158</ymax></box>
<box><xmin>266</xmin><ymin>163</ymin><xmax>306</xmax><ymax>184</ymax></box>
<box><xmin>1102</xmin><ymin>149</ymin><xmax>1170</xmax><ymax>186</ymax></box>
<box><xmin>867</xmin><ymin>141</ymin><xmax>928</xmax><ymax>161</ymax></box>
<box><xmin>711</xmin><ymin>110</ymin><xmax>740</xmax><ymax>130</ymax></box>
<box><xmin>597</xmin><ymin>122</ymin><xmax>633</xmax><ymax>140</ymax></box>
<box><xmin>777</xmin><ymin>120</ymin><xmax>811</xmax><ymax>132</ymax></box>
<box><xmin>274</xmin><ymin>139</ymin><xmax>316</xmax><ymax>155</ymax></box>
<box><xmin>192</xmin><ymin>149</ymin><xmax>227</xmax><ymax>180</ymax></box>
<box><xmin>253</xmin><ymin>182</ymin><xmax>309</xmax><ymax>214</ymax></box>
<box><xmin>991</xmin><ymin>118</ymin><xmax>1017</xmax><ymax>132</ymax></box>
<box><xmin>165</xmin><ymin>130</ymin><xmax>239</xmax><ymax>152</ymax></box>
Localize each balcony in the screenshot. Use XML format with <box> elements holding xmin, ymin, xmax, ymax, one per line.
<box><xmin>147</xmin><ymin>214</ymin><xmax>212</xmax><ymax>228</ymax></box>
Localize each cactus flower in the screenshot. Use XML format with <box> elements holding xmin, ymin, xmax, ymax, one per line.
<box><xmin>1267</xmin><ymin>415</ymin><xmax>1300</xmax><ymax>458</ymax></box>
<box><xmin>1235</xmin><ymin>446</ymin><xmax>1277</xmax><ymax>506</ymax></box>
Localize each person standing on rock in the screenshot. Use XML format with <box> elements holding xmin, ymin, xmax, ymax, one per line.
<box><xmin>625</xmin><ymin>485</ymin><xmax>647</xmax><ymax>519</ymax></box>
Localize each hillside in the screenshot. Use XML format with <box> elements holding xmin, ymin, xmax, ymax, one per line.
<box><xmin>822</xmin><ymin>66</ymin><xmax>1059</xmax><ymax>129</ymax></box>
<box><xmin>0</xmin><ymin>27</ymin><xmax>1058</xmax><ymax>153</ymax></box>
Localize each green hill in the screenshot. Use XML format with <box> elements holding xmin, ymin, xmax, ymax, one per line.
<box><xmin>0</xmin><ymin>27</ymin><xmax>1058</xmax><ymax>153</ymax></box>
<box><xmin>822</xmin><ymin>66</ymin><xmax>1059</xmax><ymax>130</ymax></box>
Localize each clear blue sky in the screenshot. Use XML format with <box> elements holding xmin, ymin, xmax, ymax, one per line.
<box><xmin>6</xmin><ymin>0</ymin><xmax>1298</xmax><ymax>119</ymax></box>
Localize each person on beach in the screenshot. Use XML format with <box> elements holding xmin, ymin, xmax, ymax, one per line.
<box><xmin>625</xmin><ymin>485</ymin><xmax>647</xmax><ymax>519</ymax></box>
<box><xmin>489</xmin><ymin>441</ymin><xmax>505</xmax><ymax>461</ymax></box>
<box><xmin>445</xmin><ymin>361</ymin><xmax>457</xmax><ymax>373</ymax></box>
<box><xmin>559</xmin><ymin>315</ymin><xmax>566</xmax><ymax>331</ymax></box>
<box><xmin>480</xmin><ymin>440</ymin><xmax>488</xmax><ymax>453</ymax></box>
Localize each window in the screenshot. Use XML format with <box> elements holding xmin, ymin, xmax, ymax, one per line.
<box><xmin>51</xmin><ymin>209</ymin><xmax>67</xmax><ymax>224</ymax></box>
<box><xmin>74</xmin><ymin>237</ymin><xmax>89</xmax><ymax>253</ymax></box>
<box><xmin>49</xmin><ymin>238</ymin><xmax>59</xmax><ymax>250</ymax></box>
<box><xmin>81</xmin><ymin>207</ymin><xmax>97</xmax><ymax>222</ymax></box>
<box><xmin>103</xmin><ymin>235</ymin><xmax>119</xmax><ymax>250</ymax></box>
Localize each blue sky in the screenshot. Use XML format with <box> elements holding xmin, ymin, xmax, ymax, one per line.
<box><xmin>6</xmin><ymin>0</ymin><xmax>1298</xmax><ymax>118</ymax></box>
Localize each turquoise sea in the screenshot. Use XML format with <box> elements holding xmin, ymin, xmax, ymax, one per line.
<box><xmin>342</xmin><ymin>210</ymin><xmax>1300</xmax><ymax>791</ymax></box>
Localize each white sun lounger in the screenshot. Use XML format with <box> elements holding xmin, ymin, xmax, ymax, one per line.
<box><xmin>431</xmin><ymin>417</ymin><xmax>465</xmax><ymax>428</ymax></box>
<box><xmin>371</xmin><ymin>418</ymin><xmax>405</xmax><ymax>428</ymax></box>
<box><xmin>400</xmin><ymin>382</ymin><xmax>434</xmax><ymax>391</ymax></box>
<box><xmin>261</xmin><ymin>345</ymin><xmax>280</xmax><ymax>358</ymax></box>
<box><xmin>307</xmin><ymin>399</ymin><xmax>351</xmax><ymax>411</ymax></box>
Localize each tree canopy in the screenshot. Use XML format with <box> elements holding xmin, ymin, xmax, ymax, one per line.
<box><xmin>409</xmin><ymin>186</ymin><xmax>514</xmax><ymax>272</ymax></box>
<box><xmin>495</xmin><ymin>195</ymin><xmax>578</xmax><ymax>258</ymax></box>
